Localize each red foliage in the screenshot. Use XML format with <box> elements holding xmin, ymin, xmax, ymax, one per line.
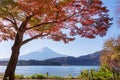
<box><xmin>0</xmin><ymin>0</ymin><xmax>112</xmax><ymax>43</ymax></box>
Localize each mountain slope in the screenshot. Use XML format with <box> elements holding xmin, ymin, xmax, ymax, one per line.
<box><xmin>19</xmin><ymin>47</ymin><xmax>67</xmax><ymax>60</ymax></box>
<box><xmin>41</xmin><ymin>51</ymin><xmax>101</xmax><ymax>65</ymax></box>
<box><xmin>78</xmin><ymin>51</ymin><xmax>101</xmax><ymax>59</ymax></box>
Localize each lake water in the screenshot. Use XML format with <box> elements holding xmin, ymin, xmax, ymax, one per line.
<box><xmin>0</xmin><ymin>66</ymin><xmax>99</xmax><ymax>76</ymax></box>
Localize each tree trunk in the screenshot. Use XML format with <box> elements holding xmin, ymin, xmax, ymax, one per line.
<box><xmin>3</xmin><ymin>33</ymin><xmax>23</xmax><ymax>80</ymax></box>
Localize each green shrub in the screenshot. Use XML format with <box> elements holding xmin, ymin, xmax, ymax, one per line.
<box><xmin>29</xmin><ymin>74</ymin><xmax>46</xmax><ymax>79</ymax></box>
<box><xmin>93</xmin><ymin>68</ymin><xmax>112</xmax><ymax>80</ymax></box>
<box><xmin>29</xmin><ymin>74</ymin><xmax>36</xmax><ymax>79</ymax></box>
<box><xmin>65</xmin><ymin>74</ymin><xmax>74</xmax><ymax>79</ymax></box>
<box><xmin>15</xmin><ymin>74</ymin><xmax>24</xmax><ymax>79</ymax></box>
<box><xmin>46</xmin><ymin>72</ymin><xmax>49</xmax><ymax>78</ymax></box>
<box><xmin>77</xmin><ymin>69</ymin><xmax>90</xmax><ymax>80</ymax></box>
<box><xmin>77</xmin><ymin>68</ymin><xmax>113</xmax><ymax>80</ymax></box>
<box><xmin>35</xmin><ymin>74</ymin><xmax>46</xmax><ymax>79</ymax></box>
<box><xmin>49</xmin><ymin>75</ymin><xmax>63</xmax><ymax>79</ymax></box>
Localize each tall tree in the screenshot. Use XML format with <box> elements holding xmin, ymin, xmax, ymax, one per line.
<box><xmin>100</xmin><ymin>37</ymin><xmax>120</xmax><ymax>80</ymax></box>
<box><xmin>0</xmin><ymin>0</ymin><xmax>111</xmax><ymax>80</ymax></box>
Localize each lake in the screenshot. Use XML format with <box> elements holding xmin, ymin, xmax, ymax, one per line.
<box><xmin>0</xmin><ymin>66</ymin><xmax>99</xmax><ymax>76</ymax></box>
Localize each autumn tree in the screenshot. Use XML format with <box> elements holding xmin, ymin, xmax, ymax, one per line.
<box><xmin>100</xmin><ymin>37</ymin><xmax>120</xmax><ymax>80</ymax></box>
<box><xmin>0</xmin><ymin>0</ymin><xmax>111</xmax><ymax>80</ymax></box>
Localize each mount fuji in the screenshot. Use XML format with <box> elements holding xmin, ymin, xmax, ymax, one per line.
<box><xmin>19</xmin><ymin>47</ymin><xmax>67</xmax><ymax>60</ymax></box>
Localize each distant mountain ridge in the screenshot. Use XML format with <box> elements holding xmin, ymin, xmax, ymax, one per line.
<box><xmin>0</xmin><ymin>47</ymin><xmax>101</xmax><ymax>65</ymax></box>
<box><xmin>0</xmin><ymin>50</ymin><xmax>101</xmax><ymax>66</ymax></box>
<box><xmin>38</xmin><ymin>51</ymin><xmax>101</xmax><ymax>65</ymax></box>
<box><xmin>19</xmin><ymin>47</ymin><xmax>67</xmax><ymax>60</ymax></box>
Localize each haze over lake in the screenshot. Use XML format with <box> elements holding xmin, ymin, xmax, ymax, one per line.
<box><xmin>0</xmin><ymin>66</ymin><xmax>99</xmax><ymax>76</ymax></box>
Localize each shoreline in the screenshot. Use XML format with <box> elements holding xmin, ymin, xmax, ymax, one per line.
<box><xmin>0</xmin><ymin>73</ymin><xmax>4</xmax><ymax>76</ymax></box>
<box><xmin>0</xmin><ymin>73</ymin><xmax>4</xmax><ymax>80</ymax></box>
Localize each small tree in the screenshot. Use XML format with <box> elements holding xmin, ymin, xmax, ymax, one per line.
<box><xmin>100</xmin><ymin>37</ymin><xmax>120</xmax><ymax>80</ymax></box>
<box><xmin>0</xmin><ymin>0</ymin><xmax>111</xmax><ymax>80</ymax></box>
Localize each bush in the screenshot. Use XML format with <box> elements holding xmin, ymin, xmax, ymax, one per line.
<box><xmin>29</xmin><ymin>74</ymin><xmax>46</xmax><ymax>79</ymax></box>
<box><xmin>65</xmin><ymin>74</ymin><xmax>74</xmax><ymax>79</ymax></box>
<box><xmin>49</xmin><ymin>75</ymin><xmax>63</xmax><ymax>79</ymax></box>
<box><xmin>95</xmin><ymin>68</ymin><xmax>112</xmax><ymax>80</ymax></box>
<box><xmin>77</xmin><ymin>68</ymin><xmax>113</xmax><ymax>80</ymax></box>
<box><xmin>77</xmin><ymin>69</ymin><xmax>90</xmax><ymax>80</ymax></box>
<box><xmin>15</xmin><ymin>74</ymin><xmax>24</xmax><ymax>79</ymax></box>
<box><xmin>35</xmin><ymin>74</ymin><xmax>46</xmax><ymax>79</ymax></box>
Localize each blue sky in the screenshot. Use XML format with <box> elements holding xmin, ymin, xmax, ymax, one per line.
<box><xmin>0</xmin><ymin>0</ymin><xmax>119</xmax><ymax>59</ymax></box>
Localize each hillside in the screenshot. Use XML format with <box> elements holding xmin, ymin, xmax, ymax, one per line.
<box><xmin>38</xmin><ymin>51</ymin><xmax>101</xmax><ymax>65</ymax></box>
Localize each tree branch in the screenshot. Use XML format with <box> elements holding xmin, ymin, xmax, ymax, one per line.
<box><xmin>26</xmin><ymin>21</ymin><xmax>57</xmax><ymax>30</ymax></box>
<box><xmin>3</xmin><ymin>11</ymin><xmax>20</xmax><ymax>31</ymax></box>
<box><xmin>9</xmin><ymin>13</ymin><xmax>18</xmax><ymax>30</ymax></box>
<box><xmin>21</xmin><ymin>33</ymin><xmax>49</xmax><ymax>45</ymax></box>
<box><xmin>19</xmin><ymin>14</ymin><xmax>34</xmax><ymax>32</ymax></box>
<box><xmin>26</xmin><ymin>13</ymin><xmax>75</xmax><ymax>30</ymax></box>
<box><xmin>3</xmin><ymin>17</ymin><xmax>19</xmax><ymax>31</ymax></box>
